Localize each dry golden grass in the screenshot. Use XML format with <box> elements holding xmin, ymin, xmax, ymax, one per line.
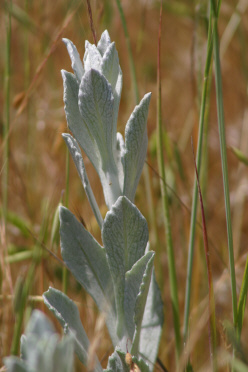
<box><xmin>1</xmin><ymin>0</ymin><xmax>248</xmax><ymax>370</ymax></box>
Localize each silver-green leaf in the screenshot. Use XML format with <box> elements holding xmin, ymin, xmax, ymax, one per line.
<box><xmin>139</xmin><ymin>272</ymin><xmax>164</xmax><ymax>371</ymax></box>
<box><xmin>62</xmin><ymin>70</ymin><xmax>100</xmax><ymax>172</ymax></box>
<box><xmin>59</xmin><ymin>206</ymin><xmax>118</xmax><ymax>345</ymax></box>
<box><xmin>62</xmin><ymin>133</ymin><xmax>103</xmax><ymax>229</ymax></box>
<box><xmin>62</xmin><ymin>38</ymin><xmax>84</xmax><ymax>83</ymax></box>
<box><xmin>123</xmin><ymin>93</ymin><xmax>151</xmax><ymax>201</ymax></box>
<box><xmin>124</xmin><ymin>252</ymin><xmax>155</xmax><ymax>341</ymax></box>
<box><xmin>43</xmin><ymin>287</ymin><xmax>104</xmax><ymax>371</ymax></box>
<box><xmin>102</xmin><ymin>196</ymin><xmax>148</xmax><ymax>338</ymax></box>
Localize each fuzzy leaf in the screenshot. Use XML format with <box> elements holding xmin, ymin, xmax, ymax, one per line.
<box><xmin>7</xmin><ymin>311</ymin><xmax>75</xmax><ymax>372</ymax></box>
<box><xmin>101</xmin><ymin>42</ymin><xmax>122</xmax><ymax>133</ymax></box>
<box><xmin>102</xmin><ymin>196</ymin><xmax>148</xmax><ymax>338</ymax></box>
<box><xmin>59</xmin><ymin>206</ymin><xmax>118</xmax><ymax>345</ymax></box>
<box><xmin>78</xmin><ymin>69</ymin><xmax>115</xmax><ymax>168</ymax></box>
<box><xmin>105</xmin><ymin>349</ymin><xmax>129</xmax><ymax>372</ymax></box>
<box><xmin>4</xmin><ymin>358</ymin><xmax>28</xmax><ymax>372</ymax></box>
<box><xmin>84</xmin><ymin>42</ymin><xmax>102</xmax><ymax>72</ymax></box>
<box><xmin>78</xmin><ymin>69</ymin><xmax>122</xmax><ymax>208</ymax></box>
<box><xmin>62</xmin><ymin>133</ymin><xmax>103</xmax><ymax>228</ymax></box>
<box><xmin>62</xmin><ymin>70</ymin><xmax>100</xmax><ymax>172</ymax></box>
<box><xmin>124</xmin><ymin>252</ymin><xmax>155</xmax><ymax>341</ymax></box>
<box><xmin>97</xmin><ymin>30</ymin><xmax>111</xmax><ymax>56</ymax></box>
<box><xmin>139</xmin><ymin>272</ymin><xmax>164</xmax><ymax>371</ymax></box>
<box><xmin>43</xmin><ymin>287</ymin><xmax>103</xmax><ymax>370</ymax></box>
<box><xmin>131</xmin><ymin>255</ymin><xmax>155</xmax><ymax>356</ymax></box>
<box><xmin>62</xmin><ymin>38</ymin><xmax>84</xmax><ymax>82</ymax></box>
<box><xmin>123</xmin><ymin>93</ymin><xmax>151</xmax><ymax>201</ymax></box>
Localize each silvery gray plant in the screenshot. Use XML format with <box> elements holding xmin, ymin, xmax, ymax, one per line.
<box><xmin>4</xmin><ymin>310</ymin><xmax>75</xmax><ymax>372</ymax></box>
<box><xmin>5</xmin><ymin>30</ymin><xmax>164</xmax><ymax>372</ymax></box>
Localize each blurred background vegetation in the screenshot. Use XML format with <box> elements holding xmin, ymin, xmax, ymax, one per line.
<box><xmin>0</xmin><ymin>0</ymin><xmax>248</xmax><ymax>370</ymax></box>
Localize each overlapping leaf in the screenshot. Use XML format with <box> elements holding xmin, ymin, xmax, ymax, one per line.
<box><xmin>59</xmin><ymin>206</ymin><xmax>118</xmax><ymax>345</ymax></box>
<box><xmin>102</xmin><ymin>196</ymin><xmax>149</xmax><ymax>338</ymax></box>
<box><xmin>43</xmin><ymin>287</ymin><xmax>104</xmax><ymax>371</ymax></box>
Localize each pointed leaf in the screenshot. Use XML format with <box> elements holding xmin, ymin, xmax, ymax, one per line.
<box><xmin>123</xmin><ymin>93</ymin><xmax>151</xmax><ymax>201</ymax></box>
<box><xmin>105</xmin><ymin>349</ymin><xmax>129</xmax><ymax>372</ymax></box>
<box><xmin>51</xmin><ymin>336</ymin><xmax>75</xmax><ymax>372</ymax></box>
<box><xmin>59</xmin><ymin>206</ymin><xmax>118</xmax><ymax>345</ymax></box>
<box><xmin>97</xmin><ymin>30</ymin><xmax>111</xmax><ymax>56</ymax></box>
<box><xmin>78</xmin><ymin>69</ymin><xmax>115</xmax><ymax>168</ymax></box>
<box><xmin>84</xmin><ymin>42</ymin><xmax>102</xmax><ymax>72</ymax></box>
<box><xmin>61</xmin><ymin>70</ymin><xmax>100</xmax><ymax>172</ymax></box>
<box><xmin>24</xmin><ymin>309</ymin><xmax>55</xmax><ymax>337</ymax></box>
<box><xmin>139</xmin><ymin>272</ymin><xmax>164</xmax><ymax>371</ymax></box>
<box><xmin>124</xmin><ymin>252</ymin><xmax>155</xmax><ymax>340</ymax></box>
<box><xmin>101</xmin><ymin>42</ymin><xmax>122</xmax><ymax>133</ymax></box>
<box><xmin>62</xmin><ymin>38</ymin><xmax>84</xmax><ymax>82</ymax></box>
<box><xmin>78</xmin><ymin>68</ymin><xmax>122</xmax><ymax>208</ymax></box>
<box><xmin>102</xmin><ymin>196</ymin><xmax>149</xmax><ymax>337</ymax></box>
<box><xmin>131</xmin><ymin>255</ymin><xmax>155</xmax><ymax>356</ymax></box>
<box><xmin>43</xmin><ymin>287</ymin><xmax>103</xmax><ymax>369</ymax></box>
<box><xmin>62</xmin><ymin>133</ymin><xmax>103</xmax><ymax>228</ymax></box>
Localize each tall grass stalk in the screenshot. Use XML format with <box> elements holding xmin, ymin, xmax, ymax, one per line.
<box><xmin>2</xmin><ymin>0</ymin><xmax>12</xmax><ymax>225</ymax></box>
<box><xmin>157</xmin><ymin>3</ymin><xmax>181</xmax><ymax>361</ymax></box>
<box><xmin>115</xmin><ymin>0</ymin><xmax>139</xmax><ymax>104</ymax></box>
<box><xmin>192</xmin><ymin>139</ymin><xmax>217</xmax><ymax>371</ymax></box>
<box><xmin>24</xmin><ymin>0</ymin><xmax>32</xmax><ymax>172</ymax></box>
<box><xmin>183</xmin><ymin>9</ymin><xmax>214</xmax><ymax>343</ymax></box>
<box><xmin>210</xmin><ymin>0</ymin><xmax>237</xmax><ymax>326</ymax></box>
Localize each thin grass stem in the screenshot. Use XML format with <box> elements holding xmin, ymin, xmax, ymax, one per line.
<box><xmin>115</xmin><ymin>0</ymin><xmax>139</xmax><ymax>104</ymax></box>
<box><xmin>191</xmin><ymin>138</ymin><xmax>217</xmax><ymax>371</ymax></box>
<box><xmin>183</xmin><ymin>10</ymin><xmax>214</xmax><ymax>343</ymax></box>
<box><xmin>237</xmin><ymin>255</ymin><xmax>248</xmax><ymax>337</ymax></box>
<box><xmin>2</xmin><ymin>0</ymin><xmax>12</xmax><ymax>225</ymax></box>
<box><xmin>210</xmin><ymin>0</ymin><xmax>237</xmax><ymax>325</ymax></box>
<box><xmin>157</xmin><ymin>2</ymin><xmax>181</xmax><ymax>362</ymax></box>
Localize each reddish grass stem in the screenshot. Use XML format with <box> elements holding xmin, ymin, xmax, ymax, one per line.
<box><xmin>86</xmin><ymin>0</ymin><xmax>97</xmax><ymax>45</ymax></box>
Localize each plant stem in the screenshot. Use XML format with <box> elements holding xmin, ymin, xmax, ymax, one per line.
<box><xmin>157</xmin><ymin>2</ymin><xmax>181</xmax><ymax>361</ymax></box>
<box><xmin>183</xmin><ymin>9</ymin><xmax>214</xmax><ymax>343</ymax></box>
<box><xmin>115</xmin><ymin>0</ymin><xmax>139</xmax><ymax>104</ymax></box>
<box><xmin>191</xmin><ymin>139</ymin><xmax>217</xmax><ymax>371</ymax></box>
<box><xmin>210</xmin><ymin>0</ymin><xmax>237</xmax><ymax>325</ymax></box>
<box><xmin>237</xmin><ymin>255</ymin><xmax>248</xmax><ymax>337</ymax></box>
<box><xmin>3</xmin><ymin>0</ymin><xmax>12</xmax><ymax>225</ymax></box>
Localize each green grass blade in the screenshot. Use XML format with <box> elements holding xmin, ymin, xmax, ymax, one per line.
<box><xmin>210</xmin><ymin>0</ymin><xmax>237</xmax><ymax>325</ymax></box>
<box><xmin>237</xmin><ymin>256</ymin><xmax>248</xmax><ymax>337</ymax></box>
<box><xmin>231</xmin><ymin>147</ymin><xmax>248</xmax><ymax>166</ymax></box>
<box><xmin>183</xmin><ymin>10</ymin><xmax>214</xmax><ymax>343</ymax></box>
<box><xmin>115</xmin><ymin>0</ymin><xmax>139</xmax><ymax>104</ymax></box>
<box><xmin>157</xmin><ymin>3</ymin><xmax>181</xmax><ymax>361</ymax></box>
